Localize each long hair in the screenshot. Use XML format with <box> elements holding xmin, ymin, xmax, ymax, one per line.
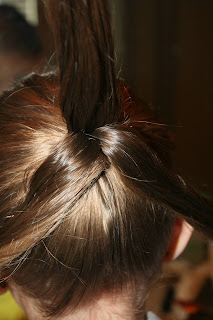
<box><xmin>0</xmin><ymin>0</ymin><xmax>212</xmax><ymax>317</ymax></box>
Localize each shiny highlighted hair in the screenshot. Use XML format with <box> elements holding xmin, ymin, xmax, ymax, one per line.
<box><xmin>0</xmin><ymin>0</ymin><xmax>212</xmax><ymax>317</ymax></box>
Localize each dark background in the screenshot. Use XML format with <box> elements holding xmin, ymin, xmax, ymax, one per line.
<box><xmin>111</xmin><ymin>0</ymin><xmax>213</xmax><ymax>194</ymax></box>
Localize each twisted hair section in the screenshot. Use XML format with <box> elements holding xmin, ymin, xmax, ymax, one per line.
<box><xmin>0</xmin><ymin>85</ymin><xmax>174</xmax><ymax>314</ymax></box>
<box><xmin>0</xmin><ymin>77</ymin><xmax>212</xmax><ymax>316</ymax></box>
<box><xmin>0</xmin><ymin>0</ymin><xmax>212</xmax><ymax>318</ymax></box>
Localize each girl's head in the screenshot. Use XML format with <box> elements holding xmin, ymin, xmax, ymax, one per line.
<box><xmin>0</xmin><ymin>0</ymin><xmax>212</xmax><ymax>319</ymax></box>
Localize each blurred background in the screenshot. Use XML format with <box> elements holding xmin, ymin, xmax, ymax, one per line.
<box><xmin>0</xmin><ymin>0</ymin><xmax>212</xmax><ymax>319</ymax></box>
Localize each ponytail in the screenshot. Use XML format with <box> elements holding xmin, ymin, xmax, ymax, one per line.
<box><xmin>46</xmin><ymin>0</ymin><xmax>121</xmax><ymax>132</ymax></box>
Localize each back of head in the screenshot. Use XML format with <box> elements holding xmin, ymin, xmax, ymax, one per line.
<box><xmin>0</xmin><ymin>0</ymin><xmax>212</xmax><ymax>319</ymax></box>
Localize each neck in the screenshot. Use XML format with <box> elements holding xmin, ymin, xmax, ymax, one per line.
<box><xmin>10</xmin><ymin>282</ymin><xmax>146</xmax><ymax>320</ymax></box>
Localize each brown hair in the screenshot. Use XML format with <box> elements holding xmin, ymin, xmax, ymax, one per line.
<box><xmin>0</xmin><ymin>0</ymin><xmax>212</xmax><ymax>318</ymax></box>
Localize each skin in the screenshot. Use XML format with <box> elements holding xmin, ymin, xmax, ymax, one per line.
<box><xmin>9</xmin><ymin>282</ymin><xmax>141</xmax><ymax>320</ymax></box>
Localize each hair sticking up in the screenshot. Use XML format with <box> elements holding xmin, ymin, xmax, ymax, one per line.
<box><xmin>45</xmin><ymin>0</ymin><xmax>122</xmax><ymax>132</ymax></box>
